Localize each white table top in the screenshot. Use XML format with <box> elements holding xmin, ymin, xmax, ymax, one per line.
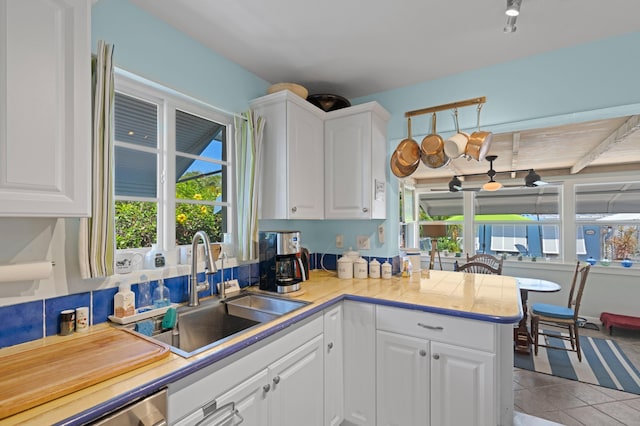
<box><xmin>516</xmin><ymin>277</ymin><xmax>561</xmax><ymax>293</ymax></box>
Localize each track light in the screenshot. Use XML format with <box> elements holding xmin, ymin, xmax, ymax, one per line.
<box><xmin>504</xmin><ymin>16</ymin><xmax>517</xmax><ymax>33</ymax></box>
<box><xmin>506</xmin><ymin>0</ymin><xmax>522</xmax><ymax>17</ymax></box>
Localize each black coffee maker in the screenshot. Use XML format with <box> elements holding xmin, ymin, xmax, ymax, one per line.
<box><xmin>259</xmin><ymin>231</ymin><xmax>308</xmax><ymax>293</ymax></box>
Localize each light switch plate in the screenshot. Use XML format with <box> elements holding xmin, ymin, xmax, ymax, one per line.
<box><xmin>336</xmin><ymin>234</ymin><xmax>344</xmax><ymax>248</ymax></box>
<box><xmin>357</xmin><ymin>235</ymin><xmax>370</xmax><ymax>250</ymax></box>
<box><xmin>378</xmin><ymin>224</ymin><xmax>385</xmax><ymax>244</ymax></box>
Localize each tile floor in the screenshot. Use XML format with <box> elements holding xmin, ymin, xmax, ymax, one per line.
<box><xmin>513</xmin><ymin>324</ymin><xmax>640</xmax><ymax>425</ymax></box>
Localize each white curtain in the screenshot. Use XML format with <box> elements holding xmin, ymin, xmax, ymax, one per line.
<box><xmin>234</xmin><ymin>110</ymin><xmax>264</xmax><ymax>261</ymax></box>
<box><xmin>78</xmin><ymin>40</ymin><xmax>116</xmax><ymax>278</ymax></box>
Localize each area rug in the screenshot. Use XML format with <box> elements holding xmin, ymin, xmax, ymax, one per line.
<box><xmin>514</xmin><ymin>330</ymin><xmax>640</xmax><ymax>395</ymax></box>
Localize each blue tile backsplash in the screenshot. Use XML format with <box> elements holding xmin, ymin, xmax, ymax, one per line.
<box><xmin>0</xmin><ymin>300</ymin><xmax>43</xmax><ymax>348</ymax></box>
<box><xmin>0</xmin><ymin>254</ymin><xmax>398</xmax><ymax>349</ymax></box>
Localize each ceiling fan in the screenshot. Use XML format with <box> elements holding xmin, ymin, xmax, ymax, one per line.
<box><xmin>433</xmin><ymin>155</ymin><xmax>549</xmax><ymax>192</ymax></box>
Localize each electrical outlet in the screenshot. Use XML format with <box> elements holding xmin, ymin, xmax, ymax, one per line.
<box><xmin>357</xmin><ymin>235</ymin><xmax>370</xmax><ymax>250</ymax></box>
<box><xmin>378</xmin><ymin>224</ymin><xmax>385</xmax><ymax>244</ymax></box>
<box><xmin>336</xmin><ymin>234</ymin><xmax>344</xmax><ymax>248</ymax></box>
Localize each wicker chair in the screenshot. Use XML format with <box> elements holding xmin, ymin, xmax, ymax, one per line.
<box><xmin>530</xmin><ymin>263</ymin><xmax>591</xmax><ymax>361</ymax></box>
<box><xmin>455</xmin><ymin>261</ymin><xmax>502</xmax><ymax>275</ymax></box>
<box><xmin>466</xmin><ymin>253</ymin><xmax>504</xmax><ymax>275</ymax></box>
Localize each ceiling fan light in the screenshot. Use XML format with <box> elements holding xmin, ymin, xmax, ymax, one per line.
<box><xmin>506</xmin><ymin>0</ymin><xmax>521</xmax><ymax>16</ymax></box>
<box><xmin>482</xmin><ymin>180</ymin><xmax>503</xmax><ymax>191</ymax></box>
<box><xmin>525</xmin><ymin>169</ymin><xmax>541</xmax><ymax>187</ymax></box>
<box><xmin>449</xmin><ymin>176</ymin><xmax>462</xmax><ymax>192</ymax></box>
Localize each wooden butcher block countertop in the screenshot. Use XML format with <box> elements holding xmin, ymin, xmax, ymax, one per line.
<box><xmin>0</xmin><ymin>327</ymin><xmax>170</xmax><ymax>420</ymax></box>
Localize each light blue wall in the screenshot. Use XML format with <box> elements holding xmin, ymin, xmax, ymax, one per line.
<box><xmin>92</xmin><ymin>0</ymin><xmax>270</xmax><ymax>113</ymax></box>
<box><xmin>92</xmin><ymin>0</ymin><xmax>640</xmax><ymax>258</ymax></box>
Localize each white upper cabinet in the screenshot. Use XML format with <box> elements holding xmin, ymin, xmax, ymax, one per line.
<box><xmin>0</xmin><ymin>0</ymin><xmax>91</xmax><ymax>217</ymax></box>
<box><xmin>250</xmin><ymin>91</ymin><xmax>325</xmax><ymax>219</ymax></box>
<box><xmin>325</xmin><ymin>102</ymin><xmax>389</xmax><ymax>219</ymax></box>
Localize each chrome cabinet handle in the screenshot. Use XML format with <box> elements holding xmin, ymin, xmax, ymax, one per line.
<box><xmin>327</xmin><ymin>342</ymin><xmax>334</xmax><ymax>350</ymax></box>
<box><xmin>417</xmin><ymin>322</ymin><xmax>444</xmax><ymax>331</ymax></box>
<box><xmin>362</xmin><ymin>207</ymin><xmax>369</xmax><ymax>213</ymax></box>
<box><xmin>273</xmin><ymin>376</ymin><xmax>280</xmax><ymax>385</ymax></box>
<box><xmin>291</xmin><ymin>206</ymin><xmax>297</xmax><ymax>213</ymax></box>
<box><xmin>433</xmin><ymin>353</ymin><xmax>440</xmax><ymax>360</ymax></box>
<box><xmin>419</xmin><ymin>349</ymin><xmax>427</xmax><ymax>357</ymax></box>
<box><xmin>197</xmin><ymin>402</ymin><xmax>244</xmax><ymax>426</ymax></box>
<box><xmin>263</xmin><ymin>384</ymin><xmax>271</xmax><ymax>393</ymax></box>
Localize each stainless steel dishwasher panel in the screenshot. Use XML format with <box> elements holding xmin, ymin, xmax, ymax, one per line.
<box><xmin>90</xmin><ymin>388</ymin><xmax>167</xmax><ymax>425</ymax></box>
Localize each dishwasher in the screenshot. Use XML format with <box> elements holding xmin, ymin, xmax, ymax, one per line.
<box><xmin>90</xmin><ymin>388</ymin><xmax>168</xmax><ymax>425</ymax></box>
<box><xmin>174</xmin><ymin>400</ymin><xmax>243</xmax><ymax>426</ymax></box>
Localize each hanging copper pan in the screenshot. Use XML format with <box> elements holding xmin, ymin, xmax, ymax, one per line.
<box><xmin>394</xmin><ymin>117</ymin><xmax>420</xmax><ymax>168</ymax></box>
<box><xmin>390</xmin><ymin>150</ymin><xmax>419</xmax><ymax>178</ymax></box>
<box><xmin>465</xmin><ymin>104</ymin><xmax>493</xmax><ymax>161</ymax></box>
<box><xmin>421</xmin><ymin>113</ymin><xmax>450</xmax><ymax>169</ymax></box>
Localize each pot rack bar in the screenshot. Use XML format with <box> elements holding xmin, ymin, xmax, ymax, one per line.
<box><xmin>404</xmin><ymin>96</ymin><xmax>486</xmax><ymax>118</ymax></box>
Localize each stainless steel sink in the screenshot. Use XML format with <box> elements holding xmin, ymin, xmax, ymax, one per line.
<box><xmin>148</xmin><ymin>293</ymin><xmax>309</xmax><ymax>358</ymax></box>
<box><xmin>224</xmin><ymin>293</ymin><xmax>310</xmax><ymax>323</ymax></box>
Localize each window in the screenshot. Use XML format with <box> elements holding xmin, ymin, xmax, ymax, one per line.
<box><xmin>418</xmin><ymin>191</ymin><xmax>464</xmax><ymax>254</ymax></box>
<box><xmin>575</xmin><ymin>182</ymin><xmax>640</xmax><ymax>263</ymax></box>
<box><xmin>114</xmin><ymin>73</ymin><xmax>233</xmax><ymax>251</ymax></box>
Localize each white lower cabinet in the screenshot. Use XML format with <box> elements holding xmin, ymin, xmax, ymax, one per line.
<box><xmin>213</xmin><ymin>369</ymin><xmax>269</xmax><ymax>426</ymax></box>
<box><xmin>342</xmin><ymin>301</ymin><xmax>376</xmax><ymax>426</ymax></box>
<box><xmin>324</xmin><ymin>305</ymin><xmax>344</xmax><ymax>426</ymax></box>
<box><xmin>376</xmin><ymin>330</ymin><xmax>429</xmax><ymax>426</ymax></box>
<box><xmin>430</xmin><ymin>341</ymin><xmax>495</xmax><ymax>426</ymax></box>
<box><xmin>268</xmin><ymin>334</ymin><xmax>324</xmax><ymax>426</ymax></box>
<box><xmin>375</xmin><ymin>305</ymin><xmax>499</xmax><ymax>426</ymax></box>
<box><xmin>169</xmin><ymin>315</ymin><xmax>324</xmax><ymax>425</ymax></box>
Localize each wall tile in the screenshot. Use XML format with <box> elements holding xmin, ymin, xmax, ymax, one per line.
<box><xmin>93</xmin><ymin>287</ymin><xmax>119</xmax><ymax>324</ymax></box>
<box><xmin>45</xmin><ymin>293</ymin><xmax>91</xmax><ymax>336</ymax></box>
<box><xmin>0</xmin><ymin>300</ymin><xmax>43</xmax><ymax>348</ymax></box>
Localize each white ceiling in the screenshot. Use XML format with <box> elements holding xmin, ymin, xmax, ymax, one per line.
<box><xmin>130</xmin><ymin>0</ymin><xmax>640</xmax><ymax>98</ymax></box>
<box><xmin>129</xmin><ymin>0</ymin><xmax>640</xmax><ymax>183</ymax></box>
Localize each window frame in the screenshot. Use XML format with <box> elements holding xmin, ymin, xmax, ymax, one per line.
<box><xmin>114</xmin><ymin>69</ymin><xmax>236</xmax><ymax>256</ymax></box>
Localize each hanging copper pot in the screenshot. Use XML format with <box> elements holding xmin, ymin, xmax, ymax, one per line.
<box><xmin>390</xmin><ymin>150</ymin><xmax>419</xmax><ymax>178</ymax></box>
<box><xmin>394</xmin><ymin>117</ymin><xmax>420</xmax><ymax>168</ymax></box>
<box><xmin>421</xmin><ymin>113</ymin><xmax>450</xmax><ymax>169</ymax></box>
<box><xmin>465</xmin><ymin>104</ymin><xmax>493</xmax><ymax>161</ymax></box>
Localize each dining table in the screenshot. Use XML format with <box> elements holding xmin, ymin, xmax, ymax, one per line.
<box><xmin>514</xmin><ymin>277</ymin><xmax>562</xmax><ymax>354</ymax></box>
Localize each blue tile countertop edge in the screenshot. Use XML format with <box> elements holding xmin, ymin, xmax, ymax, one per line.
<box><xmin>55</xmin><ymin>292</ymin><xmax>520</xmax><ymax>425</ymax></box>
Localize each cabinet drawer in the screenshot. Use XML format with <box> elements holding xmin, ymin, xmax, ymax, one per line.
<box><xmin>376</xmin><ymin>305</ymin><xmax>495</xmax><ymax>352</ymax></box>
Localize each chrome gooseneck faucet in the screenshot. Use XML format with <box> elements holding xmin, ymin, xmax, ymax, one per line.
<box><xmin>189</xmin><ymin>231</ymin><xmax>217</xmax><ymax>307</ymax></box>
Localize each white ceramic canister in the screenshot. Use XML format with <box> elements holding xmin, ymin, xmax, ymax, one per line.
<box><xmin>381</xmin><ymin>261</ymin><xmax>393</xmax><ymax>279</ymax></box>
<box><xmin>369</xmin><ymin>259</ymin><xmax>381</xmax><ymax>278</ymax></box>
<box><xmin>354</xmin><ymin>257</ymin><xmax>368</xmax><ymax>279</ymax></box>
<box><xmin>342</xmin><ymin>249</ymin><xmax>360</xmax><ymax>262</ymax></box>
<box><xmin>337</xmin><ymin>256</ymin><xmax>354</xmax><ymax>279</ymax></box>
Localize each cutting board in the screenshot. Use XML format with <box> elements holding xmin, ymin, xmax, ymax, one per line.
<box><xmin>0</xmin><ymin>327</ymin><xmax>170</xmax><ymax>420</ymax></box>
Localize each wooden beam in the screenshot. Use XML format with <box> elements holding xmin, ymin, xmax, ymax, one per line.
<box><xmin>510</xmin><ymin>132</ymin><xmax>520</xmax><ymax>177</ymax></box>
<box><xmin>571</xmin><ymin>115</ymin><xmax>640</xmax><ymax>174</ymax></box>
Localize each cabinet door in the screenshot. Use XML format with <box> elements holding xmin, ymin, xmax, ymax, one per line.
<box><xmin>343</xmin><ymin>301</ymin><xmax>376</xmax><ymax>426</ymax></box>
<box><xmin>324</xmin><ymin>112</ymin><xmax>372</xmax><ymax>219</ymax></box>
<box><xmin>376</xmin><ymin>330</ymin><xmax>429</xmax><ymax>426</ymax></box>
<box><xmin>268</xmin><ymin>334</ymin><xmax>324</xmax><ymax>426</ymax></box>
<box><xmin>324</xmin><ymin>304</ymin><xmax>343</xmax><ymax>426</ymax></box>
<box><xmin>430</xmin><ymin>341</ymin><xmax>495</xmax><ymax>426</ymax></box>
<box><xmin>253</xmin><ymin>92</ymin><xmax>324</xmax><ymax>219</ymax></box>
<box><xmin>0</xmin><ymin>0</ymin><xmax>91</xmax><ymax>217</ymax></box>
<box><xmin>206</xmin><ymin>369</ymin><xmax>269</xmax><ymax>426</ymax></box>
<box><xmin>287</xmin><ymin>102</ymin><xmax>324</xmax><ymax>219</ymax></box>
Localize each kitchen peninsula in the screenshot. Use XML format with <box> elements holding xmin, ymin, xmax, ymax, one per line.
<box><xmin>0</xmin><ymin>270</ymin><xmax>521</xmax><ymax>426</ymax></box>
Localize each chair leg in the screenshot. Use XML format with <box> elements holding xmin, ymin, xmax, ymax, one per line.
<box><xmin>531</xmin><ymin>315</ymin><xmax>539</xmax><ymax>355</ymax></box>
<box><xmin>568</xmin><ymin>326</ymin><xmax>576</xmax><ymax>350</ymax></box>
<box><xmin>573</xmin><ymin>324</ymin><xmax>582</xmax><ymax>362</ymax></box>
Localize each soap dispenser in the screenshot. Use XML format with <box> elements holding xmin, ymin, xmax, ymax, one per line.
<box><xmin>114</xmin><ymin>283</ymin><xmax>135</xmax><ymax>318</ymax></box>
<box><xmin>153</xmin><ymin>279</ymin><xmax>171</xmax><ymax>308</ymax></box>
